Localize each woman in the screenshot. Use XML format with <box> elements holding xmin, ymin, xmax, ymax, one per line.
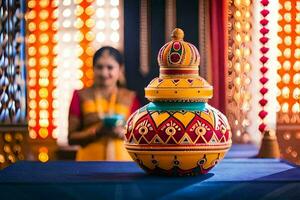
<box><xmin>68</xmin><ymin>46</ymin><xmax>140</xmax><ymax>161</ymax></box>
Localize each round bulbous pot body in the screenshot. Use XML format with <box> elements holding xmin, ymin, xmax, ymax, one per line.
<box><xmin>125</xmin><ymin>102</ymin><xmax>232</xmax><ymax>176</ymax></box>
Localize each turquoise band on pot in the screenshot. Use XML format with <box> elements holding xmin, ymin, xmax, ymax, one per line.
<box><xmin>147</xmin><ymin>102</ymin><xmax>206</xmax><ymax>111</ymax></box>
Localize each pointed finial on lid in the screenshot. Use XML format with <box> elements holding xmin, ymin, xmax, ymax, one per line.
<box><xmin>171</xmin><ymin>28</ymin><xmax>184</xmax><ymax>41</ymax></box>
<box><xmin>146</xmin><ymin>28</ymin><xmax>212</xmax><ymax>102</ymax></box>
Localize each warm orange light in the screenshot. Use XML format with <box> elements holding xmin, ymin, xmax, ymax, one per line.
<box><xmin>85</xmin><ymin>31</ymin><xmax>95</xmax><ymax>41</ymax></box>
<box><xmin>29</xmin><ymin>90</ymin><xmax>36</xmax><ymax>99</ymax></box>
<box><xmin>86</xmin><ymin>46</ymin><xmax>94</xmax><ymax>56</ymax></box>
<box><xmin>39</xmin><ymin>69</ymin><xmax>49</xmax><ymax>78</ymax></box>
<box><xmin>28</xmin><ymin>0</ymin><xmax>36</xmax><ymax>8</ymax></box>
<box><xmin>29</xmin><ymin>130</ymin><xmax>37</xmax><ymax>139</ymax></box>
<box><xmin>39</xmin><ymin>88</ymin><xmax>49</xmax><ymax>98</ymax></box>
<box><xmin>28</xmin><ymin>119</ymin><xmax>36</xmax><ymax>127</ymax></box>
<box><xmin>38</xmin><ymin>152</ymin><xmax>49</xmax><ymax>162</ymax></box>
<box><xmin>39</xmin><ymin>0</ymin><xmax>50</xmax><ymax>8</ymax></box>
<box><xmin>39</xmin><ymin>45</ymin><xmax>49</xmax><ymax>55</ymax></box>
<box><xmin>38</xmin><ymin>128</ymin><xmax>49</xmax><ymax>138</ymax></box>
<box><xmin>39</xmin><ymin>119</ymin><xmax>49</xmax><ymax>128</ymax></box>
<box><xmin>29</xmin><ymin>110</ymin><xmax>36</xmax><ymax>119</ymax></box>
<box><xmin>39</xmin><ymin>99</ymin><xmax>49</xmax><ymax>109</ymax></box>
<box><xmin>86</xmin><ymin>18</ymin><xmax>95</xmax><ymax>28</ymax></box>
<box><xmin>39</xmin><ymin>10</ymin><xmax>49</xmax><ymax>19</ymax></box>
<box><xmin>29</xmin><ymin>100</ymin><xmax>37</xmax><ymax>109</ymax></box>
<box><xmin>39</xmin><ymin>22</ymin><xmax>49</xmax><ymax>31</ymax></box>
<box><xmin>75</xmin><ymin>5</ymin><xmax>84</xmax><ymax>16</ymax></box>
<box><xmin>39</xmin><ymin>58</ymin><xmax>48</xmax><ymax>67</ymax></box>
<box><xmin>28</xmin><ymin>22</ymin><xmax>36</xmax><ymax>31</ymax></box>
<box><xmin>28</xmin><ymin>34</ymin><xmax>36</xmax><ymax>43</ymax></box>
<box><xmin>85</xmin><ymin>6</ymin><xmax>95</xmax><ymax>16</ymax></box>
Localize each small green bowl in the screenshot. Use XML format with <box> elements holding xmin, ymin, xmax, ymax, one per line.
<box><xmin>103</xmin><ymin>114</ymin><xmax>125</xmax><ymax>127</ymax></box>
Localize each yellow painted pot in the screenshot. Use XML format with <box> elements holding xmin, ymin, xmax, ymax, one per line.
<box><xmin>125</xmin><ymin>28</ymin><xmax>232</xmax><ymax>176</ymax></box>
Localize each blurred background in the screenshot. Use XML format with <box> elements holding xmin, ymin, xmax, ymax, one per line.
<box><xmin>0</xmin><ymin>0</ymin><xmax>299</xmax><ymax>168</ymax></box>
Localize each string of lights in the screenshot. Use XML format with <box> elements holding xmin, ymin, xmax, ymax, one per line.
<box><xmin>227</xmin><ymin>0</ymin><xmax>252</xmax><ymax>143</ymax></box>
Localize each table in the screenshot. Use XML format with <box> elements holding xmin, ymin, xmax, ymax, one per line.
<box><xmin>0</xmin><ymin>158</ymin><xmax>299</xmax><ymax>200</ymax></box>
<box><xmin>225</xmin><ymin>144</ymin><xmax>258</xmax><ymax>158</ymax></box>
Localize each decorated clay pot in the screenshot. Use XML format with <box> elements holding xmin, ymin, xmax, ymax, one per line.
<box><xmin>125</xmin><ymin>28</ymin><xmax>232</xmax><ymax>176</ymax></box>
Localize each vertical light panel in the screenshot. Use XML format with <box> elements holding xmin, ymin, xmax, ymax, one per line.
<box><xmin>277</xmin><ymin>0</ymin><xmax>300</xmax><ymax>164</ymax></box>
<box><xmin>91</xmin><ymin>0</ymin><xmax>122</xmax><ymax>50</ymax></box>
<box><xmin>76</xmin><ymin>0</ymin><xmax>95</xmax><ymax>88</ymax></box>
<box><xmin>55</xmin><ymin>0</ymin><xmax>84</xmax><ymax>145</ymax></box>
<box><xmin>227</xmin><ymin>0</ymin><xmax>252</xmax><ymax>143</ymax></box>
<box><xmin>55</xmin><ymin>0</ymin><xmax>124</xmax><ymax>145</ymax></box>
<box><xmin>27</xmin><ymin>0</ymin><xmax>58</xmax><ymax>141</ymax></box>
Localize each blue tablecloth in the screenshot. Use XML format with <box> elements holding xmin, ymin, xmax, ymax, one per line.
<box><xmin>225</xmin><ymin>144</ymin><xmax>258</xmax><ymax>158</ymax></box>
<box><xmin>0</xmin><ymin>158</ymin><xmax>299</xmax><ymax>200</ymax></box>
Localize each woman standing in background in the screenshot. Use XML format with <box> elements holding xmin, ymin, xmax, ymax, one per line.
<box><xmin>68</xmin><ymin>46</ymin><xmax>140</xmax><ymax>161</ymax></box>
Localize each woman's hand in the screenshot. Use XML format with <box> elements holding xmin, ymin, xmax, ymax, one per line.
<box><xmin>112</xmin><ymin>125</ymin><xmax>126</xmax><ymax>139</ymax></box>
<box><xmin>90</xmin><ymin>122</ymin><xmax>103</xmax><ymax>137</ymax></box>
<box><xmin>97</xmin><ymin>125</ymin><xmax>126</xmax><ymax>139</ymax></box>
<box><xmin>68</xmin><ymin>122</ymin><xmax>102</xmax><ymax>146</ymax></box>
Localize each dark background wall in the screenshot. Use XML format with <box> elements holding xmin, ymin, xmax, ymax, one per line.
<box><xmin>176</xmin><ymin>0</ymin><xmax>199</xmax><ymax>49</ymax></box>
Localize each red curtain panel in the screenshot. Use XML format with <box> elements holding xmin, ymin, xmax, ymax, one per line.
<box><xmin>209</xmin><ymin>0</ymin><xmax>228</xmax><ymax>114</ymax></box>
